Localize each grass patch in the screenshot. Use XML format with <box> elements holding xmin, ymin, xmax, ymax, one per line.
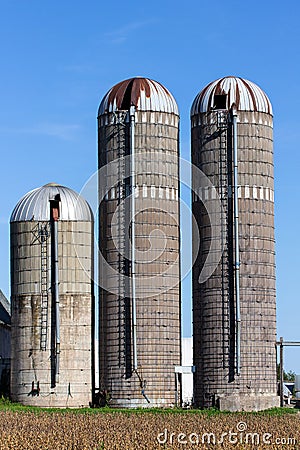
<box><xmin>0</xmin><ymin>397</ymin><xmax>298</xmax><ymax>416</ymax></box>
<box><xmin>252</xmin><ymin>406</ymin><xmax>298</xmax><ymax>416</ymax></box>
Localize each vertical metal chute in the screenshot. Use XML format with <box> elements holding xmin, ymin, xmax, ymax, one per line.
<box><xmin>50</xmin><ymin>195</ymin><xmax>61</xmax><ymax>385</ymax></box>
<box><xmin>231</xmin><ymin>105</ymin><xmax>241</xmax><ymax>375</ymax></box>
<box><xmin>129</xmin><ymin>105</ymin><xmax>138</xmax><ymax>372</ymax></box>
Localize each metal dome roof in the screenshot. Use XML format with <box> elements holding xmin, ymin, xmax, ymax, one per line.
<box><xmin>191</xmin><ymin>76</ymin><xmax>272</xmax><ymax>116</ymax></box>
<box><xmin>98</xmin><ymin>77</ymin><xmax>179</xmax><ymax>116</ymax></box>
<box><xmin>10</xmin><ymin>183</ymin><xmax>93</xmax><ymax>222</ymax></box>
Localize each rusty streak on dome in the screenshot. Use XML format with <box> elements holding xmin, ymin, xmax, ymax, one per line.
<box><xmin>98</xmin><ymin>77</ymin><xmax>179</xmax><ymax>116</ymax></box>
<box><xmin>191</xmin><ymin>76</ymin><xmax>273</xmax><ymax>116</ymax></box>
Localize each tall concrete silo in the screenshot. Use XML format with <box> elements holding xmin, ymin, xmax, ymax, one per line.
<box><xmin>98</xmin><ymin>77</ymin><xmax>181</xmax><ymax>407</ymax></box>
<box><xmin>191</xmin><ymin>76</ymin><xmax>278</xmax><ymax>411</ymax></box>
<box><xmin>10</xmin><ymin>183</ymin><xmax>94</xmax><ymax>407</ymax></box>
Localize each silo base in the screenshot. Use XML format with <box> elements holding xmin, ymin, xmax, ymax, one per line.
<box><xmin>218</xmin><ymin>393</ymin><xmax>280</xmax><ymax>412</ymax></box>
<box><xmin>109</xmin><ymin>397</ymin><xmax>175</xmax><ymax>409</ymax></box>
<box><xmin>10</xmin><ymin>383</ymin><xmax>91</xmax><ymax>408</ymax></box>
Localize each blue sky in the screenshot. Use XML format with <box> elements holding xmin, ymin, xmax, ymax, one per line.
<box><xmin>1</xmin><ymin>0</ymin><xmax>300</xmax><ymax>372</ymax></box>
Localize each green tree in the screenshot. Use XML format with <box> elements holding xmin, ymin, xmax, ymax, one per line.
<box><xmin>277</xmin><ymin>364</ymin><xmax>296</xmax><ymax>381</ymax></box>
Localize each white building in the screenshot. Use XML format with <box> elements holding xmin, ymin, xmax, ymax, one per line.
<box><xmin>181</xmin><ymin>337</ymin><xmax>193</xmax><ymax>405</ymax></box>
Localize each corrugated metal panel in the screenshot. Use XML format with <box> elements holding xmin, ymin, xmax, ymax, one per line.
<box><xmin>10</xmin><ymin>183</ymin><xmax>93</xmax><ymax>222</ymax></box>
<box><xmin>98</xmin><ymin>77</ymin><xmax>179</xmax><ymax>116</ymax></box>
<box><xmin>191</xmin><ymin>76</ymin><xmax>272</xmax><ymax>115</ymax></box>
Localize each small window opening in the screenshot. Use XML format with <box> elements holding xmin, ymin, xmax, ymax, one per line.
<box><xmin>50</xmin><ymin>195</ymin><xmax>61</xmax><ymax>221</ymax></box>
<box><xmin>213</xmin><ymin>94</ymin><xmax>227</xmax><ymax>110</ymax></box>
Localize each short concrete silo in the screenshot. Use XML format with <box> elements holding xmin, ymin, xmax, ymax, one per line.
<box><xmin>191</xmin><ymin>77</ymin><xmax>278</xmax><ymax>411</ymax></box>
<box><xmin>98</xmin><ymin>77</ymin><xmax>181</xmax><ymax>407</ymax></box>
<box><xmin>10</xmin><ymin>183</ymin><xmax>94</xmax><ymax>407</ymax></box>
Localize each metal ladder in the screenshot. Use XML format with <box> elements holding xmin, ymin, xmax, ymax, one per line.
<box><xmin>39</xmin><ymin>223</ymin><xmax>50</xmax><ymax>351</ymax></box>
<box><xmin>217</xmin><ymin>111</ymin><xmax>231</xmax><ymax>369</ymax></box>
<box><xmin>114</xmin><ymin>111</ymin><xmax>127</xmax><ymax>369</ymax></box>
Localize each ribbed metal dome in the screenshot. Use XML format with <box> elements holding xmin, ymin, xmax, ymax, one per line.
<box><xmin>10</xmin><ymin>183</ymin><xmax>93</xmax><ymax>222</ymax></box>
<box><xmin>98</xmin><ymin>77</ymin><xmax>179</xmax><ymax>116</ymax></box>
<box><xmin>191</xmin><ymin>76</ymin><xmax>272</xmax><ymax>115</ymax></box>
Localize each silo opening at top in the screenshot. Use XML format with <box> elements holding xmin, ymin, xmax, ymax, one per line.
<box><xmin>213</xmin><ymin>94</ymin><xmax>227</xmax><ymax>110</ymax></box>
<box><xmin>120</xmin><ymin>79</ymin><xmax>135</xmax><ymax>110</ymax></box>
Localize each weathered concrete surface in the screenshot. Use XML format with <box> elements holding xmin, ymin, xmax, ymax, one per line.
<box><xmin>98</xmin><ymin>107</ymin><xmax>181</xmax><ymax>407</ymax></box>
<box><xmin>192</xmin><ymin>106</ymin><xmax>278</xmax><ymax>410</ymax></box>
<box><xmin>219</xmin><ymin>393</ymin><xmax>279</xmax><ymax>412</ymax></box>
<box><xmin>10</xmin><ymin>217</ymin><xmax>94</xmax><ymax>407</ymax></box>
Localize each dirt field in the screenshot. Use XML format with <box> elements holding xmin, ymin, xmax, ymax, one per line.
<box><xmin>0</xmin><ymin>408</ymin><xmax>299</xmax><ymax>449</ymax></box>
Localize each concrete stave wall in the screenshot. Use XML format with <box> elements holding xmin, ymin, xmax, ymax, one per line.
<box><xmin>98</xmin><ymin>110</ymin><xmax>181</xmax><ymax>407</ymax></box>
<box><xmin>10</xmin><ymin>221</ymin><xmax>93</xmax><ymax>407</ymax></box>
<box><xmin>192</xmin><ymin>110</ymin><xmax>277</xmax><ymax>411</ymax></box>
